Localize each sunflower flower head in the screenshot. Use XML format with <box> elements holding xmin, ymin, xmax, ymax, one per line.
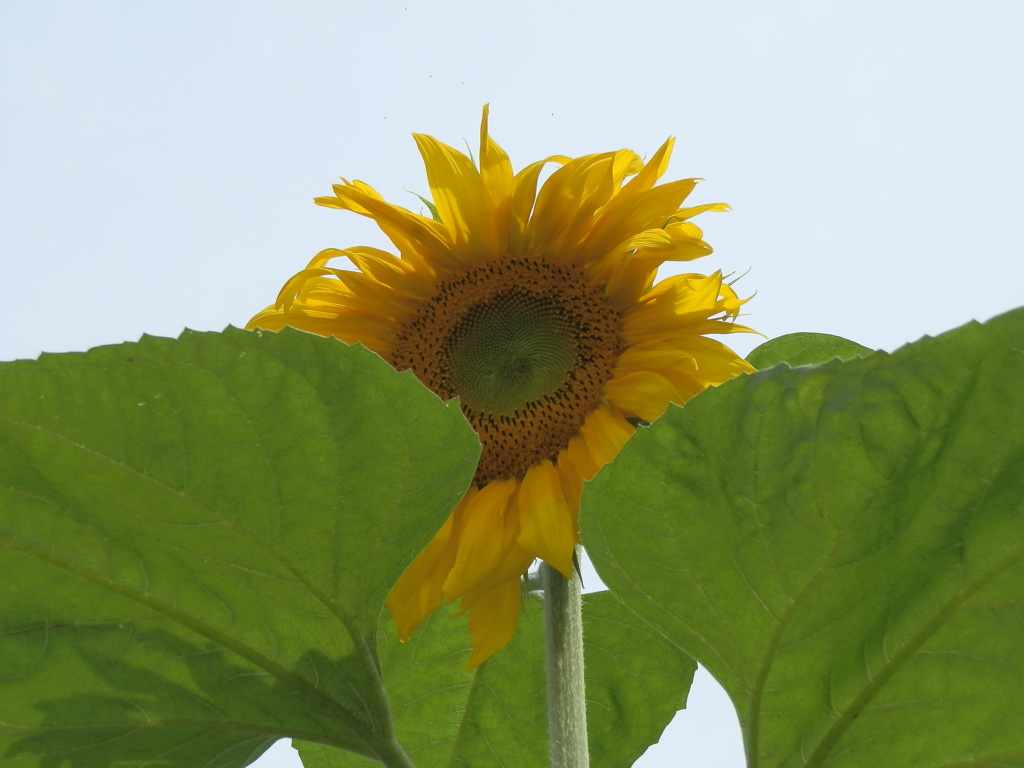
<box><xmin>248</xmin><ymin>107</ymin><xmax>755</xmax><ymax>668</ymax></box>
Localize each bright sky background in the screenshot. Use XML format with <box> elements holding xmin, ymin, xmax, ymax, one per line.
<box><xmin>2</xmin><ymin>2</ymin><xmax>1022</xmax><ymax>767</ymax></box>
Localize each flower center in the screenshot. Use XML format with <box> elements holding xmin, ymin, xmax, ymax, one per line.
<box><xmin>446</xmin><ymin>289</ymin><xmax>577</xmax><ymax>414</ymax></box>
<box><xmin>390</xmin><ymin>258</ymin><xmax>622</xmax><ymax>485</ymax></box>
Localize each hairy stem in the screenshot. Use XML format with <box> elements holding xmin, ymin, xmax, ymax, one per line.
<box><xmin>542</xmin><ymin>549</ymin><xmax>589</xmax><ymax>768</ymax></box>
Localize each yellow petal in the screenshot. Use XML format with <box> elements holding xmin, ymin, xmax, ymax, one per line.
<box><xmin>465</xmin><ymin>578</ymin><xmax>523</xmax><ymax>669</ymax></box>
<box><xmin>675</xmin><ymin>336</ymin><xmax>758</xmax><ymax>386</ymax></box>
<box><xmin>515</xmin><ymin>460</ymin><xmax>577</xmax><ymax>578</ymax></box>
<box><xmin>316</xmin><ymin>181</ymin><xmax>457</xmax><ymax>272</ymax></box>
<box><xmin>528</xmin><ymin>151</ymin><xmax>632</xmax><ymax>255</ymax></box>
<box><xmin>668</xmin><ymin>202</ymin><xmax>731</xmax><ymax>221</ymax></box>
<box><xmin>563</xmin><ymin>432</ymin><xmax>601</xmax><ymax>482</ymax></box>
<box><xmin>585</xmin><ymin>178</ymin><xmax>701</xmax><ymax>266</ymax></box>
<box><xmin>460</xmin><ymin>540</ymin><xmax>534</xmax><ymax>607</ymax></box>
<box><xmin>604</xmin><ymin>371</ymin><xmax>680</xmax><ymax>422</ymax></box>
<box><xmin>387</xmin><ymin>510</ymin><xmax>461</xmax><ymax>642</ymax></box>
<box><xmin>616</xmin><ymin>137</ymin><xmax>675</xmax><ymax>201</ymax></box>
<box><xmin>443</xmin><ymin>478</ymin><xmax>518</xmax><ymax>600</ymax></box>
<box><xmin>622</xmin><ymin>272</ymin><xmax>734</xmax><ymax>342</ymax></box>
<box><xmin>613</xmin><ymin>342</ymin><xmax>699</xmax><ymax>377</ymax></box>
<box><xmin>603</xmin><ymin>260</ymin><xmax>659</xmax><ymax>311</ymax></box>
<box><xmin>341</xmin><ymin>247</ymin><xmax>434</xmax><ymax>300</ymax></box>
<box><xmin>578</xmin><ymin>406</ymin><xmax>634</xmax><ymax>468</ymax></box>
<box><xmin>413</xmin><ymin>133</ymin><xmax>495</xmax><ymax>263</ymax></box>
<box><xmin>479</xmin><ymin>105</ymin><xmax>513</xmax><ymax>254</ymax></box>
<box><xmin>630</xmin><ymin>222</ymin><xmax>714</xmax><ymax>262</ymax></box>
<box><xmin>508</xmin><ymin>156</ymin><xmax>566</xmax><ymax>255</ymax></box>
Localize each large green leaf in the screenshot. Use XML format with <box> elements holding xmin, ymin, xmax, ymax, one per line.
<box><xmin>583</xmin><ymin>307</ymin><xmax>1024</xmax><ymax>768</ymax></box>
<box><xmin>0</xmin><ymin>328</ymin><xmax>478</xmax><ymax>767</ymax></box>
<box><xmin>297</xmin><ymin>590</ymin><xmax>695</xmax><ymax>768</ymax></box>
<box><xmin>745</xmin><ymin>331</ymin><xmax>872</xmax><ymax>369</ymax></box>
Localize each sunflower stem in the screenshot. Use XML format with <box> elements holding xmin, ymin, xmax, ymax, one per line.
<box><xmin>542</xmin><ymin>549</ymin><xmax>589</xmax><ymax>768</ymax></box>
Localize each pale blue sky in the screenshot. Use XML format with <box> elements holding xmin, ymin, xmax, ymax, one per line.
<box><xmin>3</xmin><ymin>2</ymin><xmax>1022</xmax><ymax>766</ymax></box>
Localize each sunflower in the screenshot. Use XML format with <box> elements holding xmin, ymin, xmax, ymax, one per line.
<box><xmin>248</xmin><ymin>107</ymin><xmax>755</xmax><ymax>668</ymax></box>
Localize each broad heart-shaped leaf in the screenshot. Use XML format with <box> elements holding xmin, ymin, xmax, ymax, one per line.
<box><xmin>745</xmin><ymin>332</ymin><xmax>872</xmax><ymax>370</ymax></box>
<box><xmin>583</xmin><ymin>307</ymin><xmax>1024</xmax><ymax>768</ymax></box>
<box><xmin>296</xmin><ymin>590</ymin><xmax>695</xmax><ymax>768</ymax></box>
<box><xmin>0</xmin><ymin>327</ymin><xmax>478</xmax><ymax>768</ymax></box>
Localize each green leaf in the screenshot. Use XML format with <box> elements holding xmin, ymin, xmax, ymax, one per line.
<box><xmin>297</xmin><ymin>590</ymin><xmax>695</xmax><ymax>768</ymax></box>
<box><xmin>584</xmin><ymin>592</ymin><xmax>696</xmax><ymax>768</ymax></box>
<box><xmin>583</xmin><ymin>307</ymin><xmax>1024</xmax><ymax>768</ymax></box>
<box><xmin>746</xmin><ymin>331</ymin><xmax>872</xmax><ymax>369</ymax></box>
<box><xmin>0</xmin><ymin>328</ymin><xmax>478</xmax><ymax>767</ymax></box>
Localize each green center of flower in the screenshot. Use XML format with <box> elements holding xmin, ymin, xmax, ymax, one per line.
<box><xmin>446</xmin><ymin>289</ymin><xmax>576</xmax><ymax>415</ymax></box>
